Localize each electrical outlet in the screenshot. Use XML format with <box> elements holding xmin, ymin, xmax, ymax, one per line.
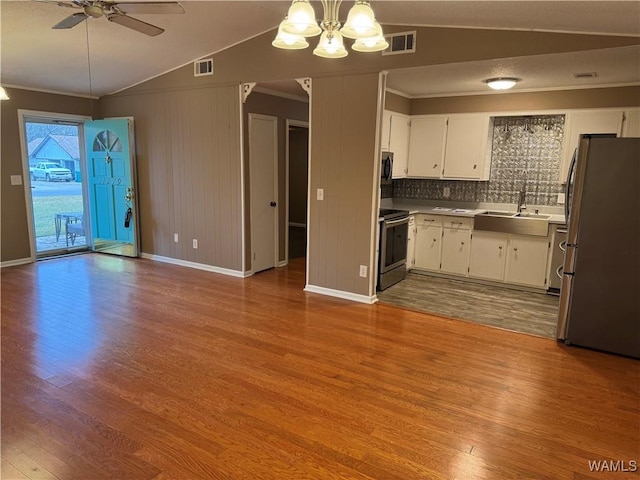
<box><xmin>443</xmin><ymin>187</ymin><xmax>450</xmax><ymax>198</ymax></box>
<box><xmin>174</xmin><ymin>233</ymin><xmax>179</xmax><ymax>243</ymax></box>
<box><xmin>192</xmin><ymin>239</ymin><xmax>198</xmax><ymax>249</ymax></box>
<box><xmin>317</xmin><ymin>188</ymin><xmax>324</xmax><ymax>201</ymax></box>
<box><xmin>557</xmin><ymin>193</ymin><xmax>566</xmax><ymax>204</ymax></box>
<box><xmin>10</xmin><ymin>175</ymin><xmax>22</xmax><ymax>186</ymax></box>
<box><xmin>359</xmin><ymin>265</ymin><xmax>367</xmax><ymax>278</ymax></box>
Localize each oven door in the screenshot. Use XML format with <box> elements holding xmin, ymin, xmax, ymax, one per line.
<box><xmin>380</xmin><ymin>216</ymin><xmax>409</xmax><ymax>273</ymax></box>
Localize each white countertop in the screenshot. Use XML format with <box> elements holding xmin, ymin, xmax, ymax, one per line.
<box><xmin>385</xmin><ymin>200</ymin><xmax>566</xmax><ymax>224</ymax></box>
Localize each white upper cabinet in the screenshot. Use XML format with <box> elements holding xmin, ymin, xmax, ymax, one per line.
<box><xmin>407</xmin><ymin>116</ymin><xmax>447</xmax><ymax>178</ymax></box>
<box><xmin>381</xmin><ymin>110</ymin><xmax>392</xmax><ymax>152</ymax></box>
<box><xmin>390</xmin><ymin>113</ymin><xmax>411</xmax><ymax>178</ymax></box>
<box><xmin>408</xmin><ymin>114</ymin><xmax>491</xmax><ymax>181</ymax></box>
<box><xmin>560</xmin><ymin>109</ymin><xmax>624</xmax><ymax>182</ymax></box>
<box><xmin>622</xmin><ymin>108</ymin><xmax>640</xmax><ymax>138</ymax></box>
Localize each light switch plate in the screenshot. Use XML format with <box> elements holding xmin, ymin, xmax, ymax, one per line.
<box><xmin>10</xmin><ymin>175</ymin><xmax>22</xmax><ymax>186</ymax></box>
<box><xmin>557</xmin><ymin>193</ymin><xmax>565</xmax><ymax>204</ymax></box>
<box><xmin>359</xmin><ymin>265</ymin><xmax>367</xmax><ymax>278</ymax></box>
<box><xmin>317</xmin><ymin>188</ymin><xmax>324</xmax><ymax>201</ymax></box>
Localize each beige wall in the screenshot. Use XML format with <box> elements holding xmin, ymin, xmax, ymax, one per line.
<box><xmin>243</xmin><ymin>91</ymin><xmax>309</xmax><ymax>265</ymax></box>
<box><xmin>307</xmin><ymin>73</ymin><xmax>381</xmax><ymax>297</ymax></box>
<box><xmin>411</xmin><ymin>86</ymin><xmax>640</xmax><ymax>115</ymax></box>
<box><xmin>99</xmin><ymin>86</ymin><xmax>243</xmax><ymax>271</ymax></box>
<box><xmin>385</xmin><ymin>92</ymin><xmax>411</xmax><ymax>115</ymax></box>
<box><xmin>0</xmin><ymin>87</ymin><xmax>98</xmax><ymax>263</ymax></box>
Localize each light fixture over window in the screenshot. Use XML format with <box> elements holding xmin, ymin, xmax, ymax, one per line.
<box><xmin>272</xmin><ymin>0</ymin><xmax>388</xmax><ymax>58</ymax></box>
<box><xmin>0</xmin><ymin>86</ymin><xmax>9</xmax><ymax>101</ymax></box>
<box><xmin>485</xmin><ymin>77</ymin><xmax>519</xmax><ymax>91</ymax></box>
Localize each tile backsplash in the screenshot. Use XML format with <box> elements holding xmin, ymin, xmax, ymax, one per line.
<box><xmin>391</xmin><ymin>114</ymin><xmax>566</xmax><ymax>206</ymax></box>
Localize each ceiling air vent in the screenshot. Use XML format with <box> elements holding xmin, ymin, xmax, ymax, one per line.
<box><xmin>194</xmin><ymin>58</ymin><xmax>213</xmax><ymax>77</ymax></box>
<box><xmin>573</xmin><ymin>72</ymin><xmax>598</xmax><ymax>79</ymax></box>
<box><xmin>382</xmin><ymin>31</ymin><xmax>416</xmax><ymax>56</ymax></box>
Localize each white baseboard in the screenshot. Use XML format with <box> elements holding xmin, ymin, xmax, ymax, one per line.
<box><xmin>1</xmin><ymin>257</ymin><xmax>33</xmax><ymax>268</ymax></box>
<box><xmin>278</xmin><ymin>260</ymin><xmax>288</xmax><ymax>267</ymax></box>
<box><xmin>141</xmin><ymin>253</ymin><xmax>250</xmax><ymax>278</ymax></box>
<box><xmin>304</xmin><ymin>284</ymin><xmax>378</xmax><ymax>304</ymax></box>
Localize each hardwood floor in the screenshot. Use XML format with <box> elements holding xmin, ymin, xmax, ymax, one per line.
<box><xmin>377</xmin><ymin>272</ymin><xmax>559</xmax><ymax>338</ymax></box>
<box><xmin>1</xmin><ymin>254</ymin><xmax>638</xmax><ymax>479</ymax></box>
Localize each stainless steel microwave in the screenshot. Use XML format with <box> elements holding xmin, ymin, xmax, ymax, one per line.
<box><xmin>381</xmin><ymin>152</ymin><xmax>393</xmax><ymax>185</ymax></box>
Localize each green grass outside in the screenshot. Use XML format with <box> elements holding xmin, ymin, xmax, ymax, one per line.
<box><xmin>32</xmin><ymin>195</ymin><xmax>83</xmax><ymax>237</ymax></box>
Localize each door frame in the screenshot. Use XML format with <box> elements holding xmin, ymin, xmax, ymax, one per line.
<box><xmin>17</xmin><ymin>109</ymin><xmax>92</xmax><ymax>261</ymax></box>
<box><xmin>248</xmin><ymin>112</ymin><xmax>278</xmax><ymax>274</ymax></box>
<box><xmin>285</xmin><ymin>119</ymin><xmax>310</xmax><ymax>264</ymax></box>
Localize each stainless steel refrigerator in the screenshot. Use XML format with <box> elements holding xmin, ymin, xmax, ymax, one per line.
<box><xmin>557</xmin><ymin>135</ymin><xmax>639</xmax><ymax>358</ymax></box>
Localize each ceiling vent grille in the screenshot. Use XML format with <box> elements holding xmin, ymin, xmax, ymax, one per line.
<box><xmin>382</xmin><ymin>31</ymin><xmax>416</xmax><ymax>56</ymax></box>
<box><xmin>194</xmin><ymin>59</ymin><xmax>213</xmax><ymax>77</ymax></box>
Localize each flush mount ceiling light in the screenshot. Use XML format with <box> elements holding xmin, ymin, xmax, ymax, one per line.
<box><xmin>272</xmin><ymin>0</ymin><xmax>388</xmax><ymax>58</ymax></box>
<box><xmin>485</xmin><ymin>77</ymin><xmax>519</xmax><ymax>91</ymax></box>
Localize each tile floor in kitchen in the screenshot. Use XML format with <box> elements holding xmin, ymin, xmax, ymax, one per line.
<box><xmin>377</xmin><ymin>272</ymin><xmax>560</xmax><ymax>338</ymax></box>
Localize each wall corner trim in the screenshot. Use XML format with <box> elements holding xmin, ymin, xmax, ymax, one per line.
<box><xmin>304</xmin><ymin>284</ymin><xmax>379</xmax><ymax>304</ymax></box>
<box><xmin>140</xmin><ymin>253</ymin><xmax>250</xmax><ymax>278</ymax></box>
<box><xmin>1</xmin><ymin>257</ymin><xmax>33</xmax><ymax>268</ymax></box>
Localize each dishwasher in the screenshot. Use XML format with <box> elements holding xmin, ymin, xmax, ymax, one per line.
<box><xmin>548</xmin><ymin>224</ymin><xmax>567</xmax><ymax>295</ymax></box>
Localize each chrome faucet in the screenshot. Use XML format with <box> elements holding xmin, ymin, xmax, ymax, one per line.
<box><xmin>517</xmin><ymin>170</ymin><xmax>528</xmax><ymax>213</ymax></box>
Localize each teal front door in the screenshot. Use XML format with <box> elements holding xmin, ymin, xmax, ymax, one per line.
<box><xmin>84</xmin><ymin>118</ymin><xmax>138</xmax><ymax>257</ymax></box>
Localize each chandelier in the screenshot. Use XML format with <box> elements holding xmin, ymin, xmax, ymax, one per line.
<box><xmin>272</xmin><ymin>0</ymin><xmax>388</xmax><ymax>58</ymax></box>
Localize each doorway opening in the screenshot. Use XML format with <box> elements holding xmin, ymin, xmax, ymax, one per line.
<box><xmin>286</xmin><ymin>121</ymin><xmax>309</xmax><ymax>261</ymax></box>
<box><xmin>20</xmin><ymin>114</ymin><xmax>91</xmax><ymax>258</ymax></box>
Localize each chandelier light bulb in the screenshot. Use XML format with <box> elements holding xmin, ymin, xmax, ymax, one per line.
<box><xmin>272</xmin><ymin>18</ymin><xmax>310</xmax><ymax>49</ymax></box>
<box><xmin>313</xmin><ymin>30</ymin><xmax>348</xmax><ymax>58</ymax></box>
<box><xmin>341</xmin><ymin>0</ymin><xmax>377</xmax><ymax>39</ymax></box>
<box><xmin>282</xmin><ymin>0</ymin><xmax>322</xmax><ymax>37</ymax></box>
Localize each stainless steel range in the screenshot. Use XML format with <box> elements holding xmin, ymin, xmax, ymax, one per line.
<box><xmin>378</xmin><ymin>208</ymin><xmax>409</xmax><ymax>291</ymax></box>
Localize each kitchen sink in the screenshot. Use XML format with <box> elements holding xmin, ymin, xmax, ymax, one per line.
<box><xmin>475</xmin><ymin>211</ymin><xmax>550</xmax><ymax>236</ymax></box>
<box><xmin>514</xmin><ymin>212</ymin><xmax>550</xmax><ymax>219</ymax></box>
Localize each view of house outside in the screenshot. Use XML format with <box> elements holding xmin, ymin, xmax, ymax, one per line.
<box><xmin>26</xmin><ymin>122</ymin><xmax>86</xmax><ymax>253</ymax></box>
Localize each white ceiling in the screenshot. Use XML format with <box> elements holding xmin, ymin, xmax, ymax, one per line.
<box><xmin>1</xmin><ymin>1</ymin><xmax>639</xmax><ymax>98</ymax></box>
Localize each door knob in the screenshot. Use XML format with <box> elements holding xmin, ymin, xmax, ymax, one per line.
<box><xmin>270</xmin><ymin>201</ymin><xmax>277</xmax><ymax>207</ymax></box>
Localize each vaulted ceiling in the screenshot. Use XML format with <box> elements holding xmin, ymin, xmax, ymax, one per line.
<box><xmin>1</xmin><ymin>1</ymin><xmax>639</xmax><ymax>98</ymax></box>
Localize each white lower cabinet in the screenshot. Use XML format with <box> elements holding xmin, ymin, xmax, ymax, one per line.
<box><xmin>468</xmin><ymin>231</ymin><xmax>507</xmax><ymax>281</ymax></box>
<box><xmin>414</xmin><ymin>215</ymin><xmax>442</xmax><ymax>271</ymax></box>
<box><xmin>440</xmin><ymin>228</ymin><xmax>471</xmax><ymax>276</ymax></box>
<box><xmin>406</xmin><ymin>215</ymin><xmax>415</xmax><ymax>270</ymax></box>
<box><xmin>505</xmin><ymin>235</ymin><xmax>550</xmax><ymax>288</ymax></box>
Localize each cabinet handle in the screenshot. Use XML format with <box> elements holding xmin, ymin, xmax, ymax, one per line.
<box><xmin>513</xmin><ymin>247</ymin><xmax>518</xmax><ymax>251</ymax></box>
<box><xmin>473</xmin><ymin>164</ymin><xmax>477</xmax><ymax>169</ymax></box>
<box><xmin>432</xmin><ymin>238</ymin><xmax>437</xmax><ymax>242</ymax></box>
<box><xmin>433</xmin><ymin>164</ymin><xmax>438</xmax><ymax>168</ymax></box>
<box><xmin>461</xmin><ymin>241</ymin><xmax>465</xmax><ymax>245</ymax></box>
<box><xmin>498</xmin><ymin>246</ymin><xmax>503</xmax><ymax>250</ymax></box>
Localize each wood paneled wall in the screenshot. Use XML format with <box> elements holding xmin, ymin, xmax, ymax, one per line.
<box><xmin>100</xmin><ymin>86</ymin><xmax>243</xmax><ymax>271</ymax></box>
<box><xmin>307</xmin><ymin>73</ymin><xmax>382</xmax><ymax>298</ymax></box>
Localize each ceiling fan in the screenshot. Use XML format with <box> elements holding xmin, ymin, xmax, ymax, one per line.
<box><xmin>38</xmin><ymin>0</ymin><xmax>185</xmax><ymax>36</ymax></box>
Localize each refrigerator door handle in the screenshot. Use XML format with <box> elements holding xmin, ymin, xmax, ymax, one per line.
<box><xmin>564</xmin><ymin>148</ymin><xmax>577</xmax><ymax>222</ymax></box>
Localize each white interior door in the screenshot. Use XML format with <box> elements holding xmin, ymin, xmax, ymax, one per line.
<box><xmin>249</xmin><ymin>114</ymin><xmax>278</xmax><ymax>273</ymax></box>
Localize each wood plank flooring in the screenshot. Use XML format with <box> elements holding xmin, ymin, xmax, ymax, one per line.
<box><xmin>1</xmin><ymin>254</ymin><xmax>638</xmax><ymax>479</ymax></box>
<box><xmin>377</xmin><ymin>272</ymin><xmax>559</xmax><ymax>338</ymax></box>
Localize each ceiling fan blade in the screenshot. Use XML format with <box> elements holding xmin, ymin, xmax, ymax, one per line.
<box><xmin>114</xmin><ymin>2</ymin><xmax>185</xmax><ymax>14</ymax></box>
<box><xmin>35</xmin><ymin>0</ymin><xmax>81</xmax><ymax>9</ymax></box>
<box><xmin>52</xmin><ymin>12</ymin><xmax>88</xmax><ymax>29</ymax></box>
<box><xmin>107</xmin><ymin>13</ymin><xmax>164</xmax><ymax>36</ymax></box>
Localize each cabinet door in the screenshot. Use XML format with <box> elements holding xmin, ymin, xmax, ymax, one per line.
<box><xmin>414</xmin><ymin>224</ymin><xmax>442</xmax><ymax>271</ymax></box>
<box><xmin>561</xmin><ymin>110</ymin><xmax>623</xmax><ymax>181</ymax></box>
<box><xmin>381</xmin><ymin>110</ymin><xmax>392</xmax><ymax>152</ymax></box>
<box><xmin>443</xmin><ymin>115</ymin><xmax>490</xmax><ymax>180</ymax></box>
<box><xmin>469</xmin><ymin>231</ymin><xmax>507</xmax><ymax>281</ymax></box>
<box><xmin>407</xmin><ymin>116</ymin><xmax>447</xmax><ymax>178</ymax></box>
<box><xmin>441</xmin><ymin>228</ymin><xmax>471</xmax><ymax>276</ymax></box>
<box><xmin>622</xmin><ymin>109</ymin><xmax>640</xmax><ymax>138</ymax></box>
<box><xmin>390</xmin><ymin>113</ymin><xmax>410</xmax><ymax>178</ymax></box>
<box><xmin>406</xmin><ymin>216</ymin><xmax>415</xmax><ymax>270</ymax></box>
<box><xmin>505</xmin><ymin>235</ymin><xmax>550</xmax><ymax>287</ymax></box>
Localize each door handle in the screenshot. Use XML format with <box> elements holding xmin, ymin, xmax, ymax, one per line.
<box><xmin>270</xmin><ymin>201</ymin><xmax>277</xmax><ymax>207</ymax></box>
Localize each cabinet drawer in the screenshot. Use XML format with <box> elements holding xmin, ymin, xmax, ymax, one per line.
<box><xmin>416</xmin><ymin>214</ymin><xmax>442</xmax><ymax>227</ymax></box>
<box><xmin>442</xmin><ymin>216</ymin><xmax>473</xmax><ymax>230</ymax></box>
